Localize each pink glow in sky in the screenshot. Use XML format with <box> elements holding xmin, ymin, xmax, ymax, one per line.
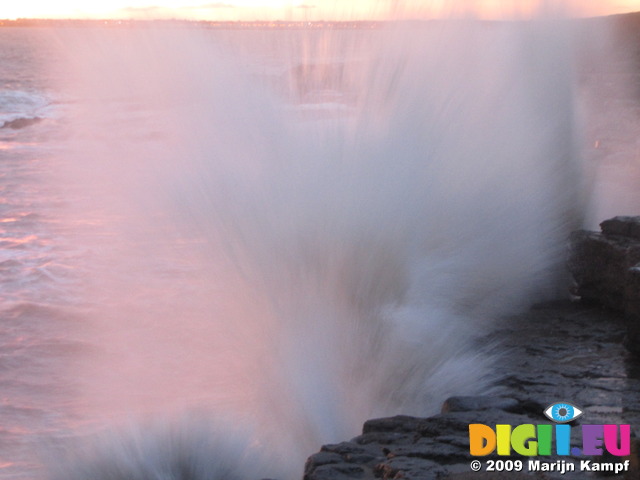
<box><xmin>1</xmin><ymin>0</ymin><xmax>638</xmax><ymax>21</ymax></box>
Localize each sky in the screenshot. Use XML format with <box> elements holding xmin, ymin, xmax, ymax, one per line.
<box><xmin>0</xmin><ymin>0</ymin><xmax>638</xmax><ymax>21</ymax></box>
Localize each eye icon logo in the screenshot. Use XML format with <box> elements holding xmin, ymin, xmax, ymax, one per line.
<box><xmin>544</xmin><ymin>402</ymin><xmax>583</xmax><ymax>423</ymax></box>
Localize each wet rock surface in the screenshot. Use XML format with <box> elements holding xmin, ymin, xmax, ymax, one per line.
<box><xmin>303</xmin><ymin>301</ymin><xmax>640</xmax><ymax>479</ymax></box>
<box><xmin>568</xmin><ymin>216</ymin><xmax>640</xmax><ymax>310</ymax></box>
<box><xmin>568</xmin><ymin>216</ymin><xmax>640</xmax><ymax>355</ymax></box>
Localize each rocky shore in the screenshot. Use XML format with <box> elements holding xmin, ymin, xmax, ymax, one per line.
<box><xmin>302</xmin><ymin>217</ymin><xmax>640</xmax><ymax>480</ymax></box>
<box><xmin>569</xmin><ymin>216</ymin><xmax>640</xmax><ymax>356</ymax></box>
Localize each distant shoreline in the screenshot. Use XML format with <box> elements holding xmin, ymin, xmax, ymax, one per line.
<box><xmin>0</xmin><ymin>12</ymin><xmax>638</xmax><ymax>29</ymax></box>
<box><xmin>0</xmin><ymin>19</ymin><xmax>381</xmax><ymax>29</ymax></box>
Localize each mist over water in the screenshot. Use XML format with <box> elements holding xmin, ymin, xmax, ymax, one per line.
<box><xmin>47</xmin><ymin>18</ymin><xmax>584</xmax><ymax>479</ymax></box>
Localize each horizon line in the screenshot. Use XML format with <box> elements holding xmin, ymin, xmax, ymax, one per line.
<box><xmin>1</xmin><ymin>12</ymin><xmax>637</xmax><ymax>25</ymax></box>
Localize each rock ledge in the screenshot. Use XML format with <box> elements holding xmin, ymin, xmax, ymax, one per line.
<box><xmin>568</xmin><ymin>215</ymin><xmax>640</xmax><ymax>353</ymax></box>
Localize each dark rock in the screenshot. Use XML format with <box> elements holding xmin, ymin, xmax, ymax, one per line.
<box><xmin>348</xmin><ymin>455</ymin><xmax>379</xmax><ymax>466</ymax></box>
<box><xmin>303</xmin><ymin>441</ymin><xmax>385</xmax><ymax>480</ymax></box>
<box><xmin>1</xmin><ymin>117</ymin><xmax>42</xmax><ymax>129</ymax></box>
<box><xmin>353</xmin><ymin>432</ymin><xmax>415</xmax><ymax>446</ymax></box>
<box><xmin>374</xmin><ymin>457</ymin><xmax>446</xmax><ymax>480</ymax></box>
<box><xmin>627</xmin><ymin>267</ymin><xmax>640</xmax><ymax>354</ymax></box>
<box><xmin>302</xmin><ymin>301</ymin><xmax>640</xmax><ymax>480</ymax></box>
<box><xmin>600</xmin><ymin>216</ymin><xmax>640</xmax><ymax>240</ymax></box>
<box><xmin>435</xmin><ymin>436</ymin><xmax>470</xmax><ymax>449</ymax></box>
<box><xmin>321</xmin><ymin>442</ymin><xmax>378</xmax><ymax>457</ymax></box>
<box><xmin>305</xmin><ymin>403</ymin><xmax>541</xmax><ymax>480</ymax></box>
<box><xmin>417</xmin><ymin>410</ymin><xmax>535</xmax><ymax>438</ymax></box>
<box><xmin>568</xmin><ymin>228</ymin><xmax>640</xmax><ymax>309</ymax></box>
<box><xmin>627</xmin><ymin>266</ymin><xmax>640</xmax><ymax>317</ymax></box>
<box><xmin>507</xmin><ymin>399</ymin><xmax>547</xmax><ymax>417</ymax></box>
<box><xmin>304</xmin><ymin>463</ymin><xmax>368</xmax><ymax>480</ymax></box>
<box><xmin>362</xmin><ymin>416</ymin><xmax>426</xmax><ymax>435</ymax></box>
<box><xmin>304</xmin><ymin>452</ymin><xmax>345</xmax><ymax>473</ymax></box>
<box><xmin>388</xmin><ymin>439</ymin><xmax>469</xmax><ymax>464</ymax></box>
<box><xmin>441</xmin><ymin>473</ymin><xmax>545</xmax><ymax>479</ymax></box>
<box><xmin>440</xmin><ymin>396</ymin><xmax>518</xmax><ymax>414</ymax></box>
<box><xmin>568</xmin><ymin>216</ymin><xmax>640</xmax><ymax>355</ymax></box>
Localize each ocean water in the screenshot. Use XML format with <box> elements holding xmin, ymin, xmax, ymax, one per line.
<box><xmin>0</xmin><ymin>18</ymin><xmax>638</xmax><ymax>480</ymax></box>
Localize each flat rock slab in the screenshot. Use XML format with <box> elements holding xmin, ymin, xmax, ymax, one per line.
<box><xmin>303</xmin><ymin>301</ymin><xmax>640</xmax><ymax>479</ymax></box>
